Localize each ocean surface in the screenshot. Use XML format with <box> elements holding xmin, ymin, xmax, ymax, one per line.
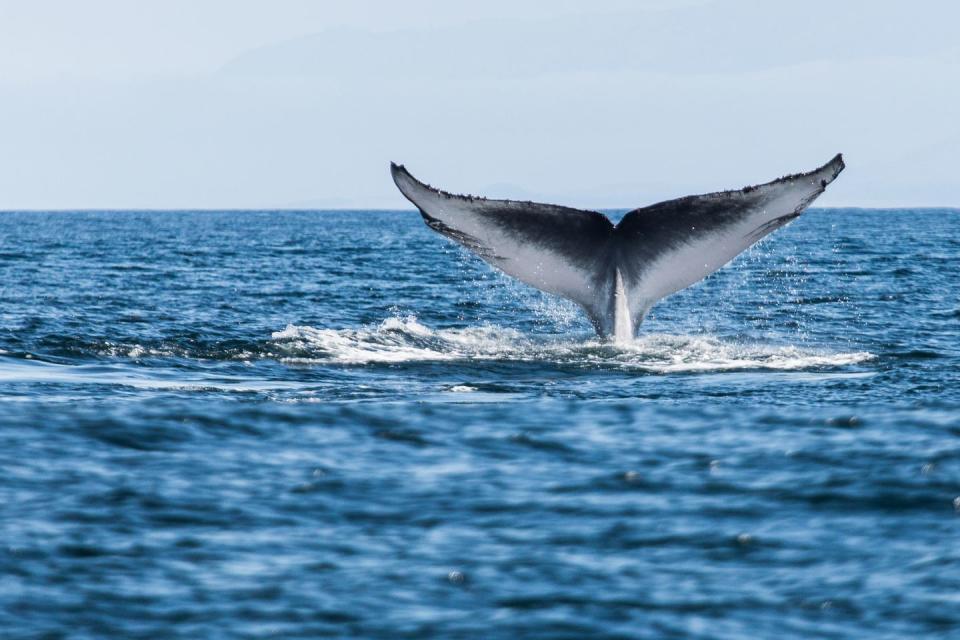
<box><xmin>1</xmin><ymin>208</ymin><xmax>958</xmax><ymax>639</ymax></box>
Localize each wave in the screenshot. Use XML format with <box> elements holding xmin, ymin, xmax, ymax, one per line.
<box><xmin>270</xmin><ymin>315</ymin><xmax>874</xmax><ymax>373</ymax></box>
<box><xmin>9</xmin><ymin>315</ymin><xmax>874</xmax><ymax>374</ymax></box>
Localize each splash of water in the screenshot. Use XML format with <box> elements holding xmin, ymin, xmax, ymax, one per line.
<box><xmin>271</xmin><ymin>315</ymin><xmax>874</xmax><ymax>373</ymax></box>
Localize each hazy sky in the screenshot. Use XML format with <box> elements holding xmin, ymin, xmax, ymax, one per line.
<box><xmin>1</xmin><ymin>0</ymin><xmax>957</xmax><ymax>209</ymax></box>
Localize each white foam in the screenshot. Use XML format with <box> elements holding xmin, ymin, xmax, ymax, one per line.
<box><xmin>270</xmin><ymin>315</ymin><xmax>874</xmax><ymax>373</ymax></box>
<box><xmin>271</xmin><ymin>316</ymin><xmax>525</xmax><ymax>364</ymax></box>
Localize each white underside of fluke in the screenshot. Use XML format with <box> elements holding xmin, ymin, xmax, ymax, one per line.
<box><xmin>613</xmin><ymin>268</ymin><xmax>632</xmax><ymax>344</ymax></box>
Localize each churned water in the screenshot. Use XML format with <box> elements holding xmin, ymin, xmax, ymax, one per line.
<box><xmin>1</xmin><ymin>209</ymin><xmax>958</xmax><ymax>639</ymax></box>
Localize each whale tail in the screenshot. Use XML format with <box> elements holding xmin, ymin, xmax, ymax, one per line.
<box><xmin>391</xmin><ymin>154</ymin><xmax>844</xmax><ymax>340</ymax></box>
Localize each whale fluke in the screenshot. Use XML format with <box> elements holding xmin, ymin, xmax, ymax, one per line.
<box><xmin>391</xmin><ymin>155</ymin><xmax>845</xmax><ymax>340</ymax></box>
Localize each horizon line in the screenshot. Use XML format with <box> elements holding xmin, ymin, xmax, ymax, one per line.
<box><xmin>1</xmin><ymin>205</ymin><xmax>959</xmax><ymax>213</ymax></box>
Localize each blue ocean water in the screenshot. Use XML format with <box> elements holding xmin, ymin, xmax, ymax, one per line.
<box><xmin>0</xmin><ymin>209</ymin><xmax>958</xmax><ymax>639</ymax></box>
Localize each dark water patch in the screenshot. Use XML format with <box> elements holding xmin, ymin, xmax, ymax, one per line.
<box><xmin>931</xmin><ymin>308</ymin><xmax>960</xmax><ymax>319</ymax></box>
<box><xmin>887</xmin><ymin>349</ymin><xmax>943</xmax><ymax>360</ymax></box>
<box><xmin>794</xmin><ymin>295</ymin><xmax>849</xmax><ymax>305</ymax></box>
<box><xmin>372</xmin><ymin>427</ymin><xmax>432</xmax><ymax>447</ymax></box>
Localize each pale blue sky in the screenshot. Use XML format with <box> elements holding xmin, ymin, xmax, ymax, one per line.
<box><xmin>1</xmin><ymin>0</ymin><xmax>957</xmax><ymax>209</ymax></box>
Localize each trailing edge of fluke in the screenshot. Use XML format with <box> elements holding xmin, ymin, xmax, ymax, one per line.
<box><xmin>391</xmin><ymin>154</ymin><xmax>845</xmax><ymax>341</ymax></box>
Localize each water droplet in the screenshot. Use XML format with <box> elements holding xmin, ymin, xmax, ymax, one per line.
<box><xmin>736</xmin><ymin>533</ymin><xmax>753</xmax><ymax>546</ymax></box>
<box><xmin>447</xmin><ymin>570</ymin><xmax>466</xmax><ymax>585</ymax></box>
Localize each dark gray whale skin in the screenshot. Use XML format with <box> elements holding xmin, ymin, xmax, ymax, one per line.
<box><xmin>391</xmin><ymin>154</ymin><xmax>845</xmax><ymax>339</ymax></box>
